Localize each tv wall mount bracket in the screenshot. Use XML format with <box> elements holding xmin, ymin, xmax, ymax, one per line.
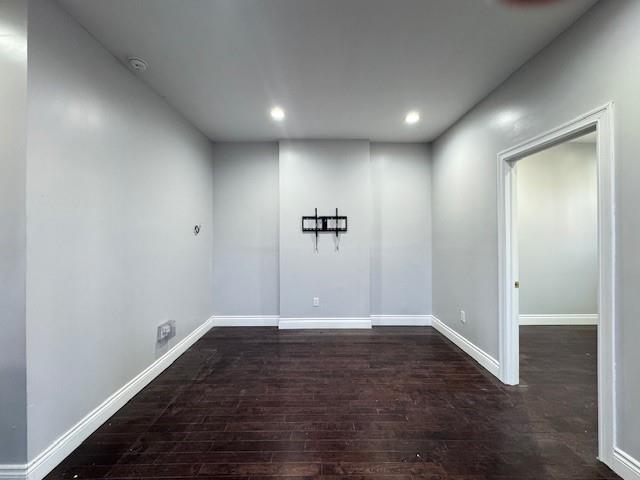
<box><xmin>301</xmin><ymin>208</ymin><xmax>347</xmax><ymax>252</ymax></box>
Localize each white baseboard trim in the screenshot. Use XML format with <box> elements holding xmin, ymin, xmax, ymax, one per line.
<box><xmin>211</xmin><ymin>315</ymin><xmax>279</xmax><ymax>327</ymax></box>
<box><xmin>431</xmin><ymin>315</ymin><xmax>500</xmax><ymax>379</ymax></box>
<box><xmin>278</xmin><ymin>317</ymin><xmax>372</xmax><ymax>329</ymax></box>
<box><xmin>11</xmin><ymin>317</ymin><xmax>214</xmax><ymax>480</ymax></box>
<box><xmin>371</xmin><ymin>315</ymin><xmax>432</xmax><ymax>326</ymax></box>
<box><xmin>614</xmin><ymin>448</ymin><xmax>640</xmax><ymax>480</ymax></box>
<box><xmin>519</xmin><ymin>314</ymin><xmax>599</xmax><ymax>325</ymax></box>
<box><xmin>210</xmin><ymin>315</ymin><xmax>434</xmax><ymax>328</ymax></box>
<box><xmin>0</xmin><ymin>465</ymin><xmax>26</xmax><ymax>480</ymax></box>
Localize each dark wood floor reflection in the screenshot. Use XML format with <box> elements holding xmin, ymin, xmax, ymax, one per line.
<box><xmin>47</xmin><ymin>326</ymin><xmax>620</xmax><ymax>479</ymax></box>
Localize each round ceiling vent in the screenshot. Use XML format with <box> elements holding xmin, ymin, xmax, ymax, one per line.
<box><xmin>127</xmin><ymin>56</ymin><xmax>148</xmax><ymax>73</ymax></box>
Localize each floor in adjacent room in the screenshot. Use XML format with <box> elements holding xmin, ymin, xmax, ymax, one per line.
<box><xmin>47</xmin><ymin>325</ymin><xmax>619</xmax><ymax>479</ymax></box>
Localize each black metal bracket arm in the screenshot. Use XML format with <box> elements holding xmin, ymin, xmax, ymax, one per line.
<box><xmin>301</xmin><ymin>208</ymin><xmax>348</xmax><ymax>235</ymax></box>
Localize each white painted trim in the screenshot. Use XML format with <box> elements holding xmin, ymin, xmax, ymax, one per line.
<box><xmin>278</xmin><ymin>317</ymin><xmax>372</xmax><ymax>329</ymax></box>
<box><xmin>0</xmin><ymin>465</ymin><xmax>26</xmax><ymax>480</ymax></box>
<box><xmin>431</xmin><ymin>316</ymin><xmax>500</xmax><ymax>378</ymax></box>
<box><xmin>370</xmin><ymin>315</ymin><xmax>432</xmax><ymax>326</ymax></box>
<box><xmin>211</xmin><ymin>315</ymin><xmax>279</xmax><ymax>327</ymax></box>
<box><xmin>613</xmin><ymin>448</ymin><xmax>640</xmax><ymax>480</ymax></box>
<box><xmin>210</xmin><ymin>315</ymin><xmax>435</xmax><ymax>328</ymax></box>
<box><xmin>519</xmin><ymin>314</ymin><xmax>599</xmax><ymax>325</ymax></box>
<box><xmin>497</xmin><ymin>103</ymin><xmax>616</xmax><ymax>467</ymax></box>
<box><xmin>12</xmin><ymin>317</ymin><xmax>214</xmax><ymax>480</ymax></box>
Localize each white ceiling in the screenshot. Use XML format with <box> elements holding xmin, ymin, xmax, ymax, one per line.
<box><xmin>59</xmin><ymin>0</ymin><xmax>597</xmax><ymax>142</ymax></box>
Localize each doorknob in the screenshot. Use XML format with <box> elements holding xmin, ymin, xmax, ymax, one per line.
<box><xmin>514</xmin><ymin>281</ymin><xmax>520</xmax><ymax>288</ymax></box>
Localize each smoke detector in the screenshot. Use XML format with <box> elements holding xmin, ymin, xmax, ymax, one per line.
<box><xmin>127</xmin><ymin>56</ymin><xmax>148</xmax><ymax>73</ymax></box>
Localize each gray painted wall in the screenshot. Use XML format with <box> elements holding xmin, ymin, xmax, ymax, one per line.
<box><xmin>26</xmin><ymin>0</ymin><xmax>214</xmax><ymax>459</ymax></box>
<box><xmin>212</xmin><ymin>143</ymin><xmax>279</xmax><ymax>316</ymax></box>
<box><xmin>371</xmin><ymin>143</ymin><xmax>432</xmax><ymax>315</ymax></box>
<box><xmin>279</xmin><ymin>140</ymin><xmax>371</xmax><ymax>318</ymax></box>
<box><xmin>518</xmin><ymin>141</ymin><xmax>597</xmax><ymax>316</ymax></box>
<box><xmin>432</xmin><ymin>0</ymin><xmax>640</xmax><ymax>458</ymax></box>
<box><xmin>0</xmin><ymin>0</ymin><xmax>28</xmax><ymax>464</ymax></box>
<box><xmin>211</xmin><ymin>141</ymin><xmax>432</xmax><ymax>319</ymax></box>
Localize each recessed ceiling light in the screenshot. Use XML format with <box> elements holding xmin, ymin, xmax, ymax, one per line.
<box><xmin>270</xmin><ymin>106</ymin><xmax>285</xmax><ymax>121</ymax></box>
<box><xmin>405</xmin><ymin>111</ymin><xmax>420</xmax><ymax>125</ymax></box>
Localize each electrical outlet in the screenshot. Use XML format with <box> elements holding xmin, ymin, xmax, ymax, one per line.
<box><xmin>460</xmin><ymin>310</ymin><xmax>466</xmax><ymax>324</ymax></box>
<box><xmin>313</xmin><ymin>297</ymin><xmax>320</xmax><ymax>307</ymax></box>
<box><xmin>157</xmin><ymin>320</ymin><xmax>176</xmax><ymax>343</ymax></box>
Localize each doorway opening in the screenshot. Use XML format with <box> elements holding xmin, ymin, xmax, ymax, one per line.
<box><xmin>518</xmin><ymin>127</ymin><xmax>600</xmax><ymax>467</ymax></box>
<box><xmin>497</xmin><ymin>104</ymin><xmax>615</xmax><ymax>467</ymax></box>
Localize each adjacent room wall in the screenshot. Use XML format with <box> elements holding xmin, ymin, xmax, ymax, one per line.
<box><xmin>517</xmin><ymin>141</ymin><xmax>597</xmax><ymax>318</ymax></box>
<box><xmin>370</xmin><ymin>143</ymin><xmax>432</xmax><ymax>316</ymax></box>
<box><xmin>26</xmin><ymin>0</ymin><xmax>214</xmax><ymax>460</ymax></box>
<box><xmin>0</xmin><ymin>0</ymin><xmax>28</xmax><ymax>465</ymax></box>
<box><xmin>431</xmin><ymin>0</ymin><xmax>640</xmax><ymax>459</ymax></box>
<box><xmin>212</xmin><ymin>143</ymin><xmax>279</xmax><ymax>316</ymax></box>
<box><xmin>279</xmin><ymin>140</ymin><xmax>371</xmax><ymax>320</ymax></box>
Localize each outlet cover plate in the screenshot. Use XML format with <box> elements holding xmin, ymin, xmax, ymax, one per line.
<box><xmin>157</xmin><ymin>320</ymin><xmax>176</xmax><ymax>343</ymax></box>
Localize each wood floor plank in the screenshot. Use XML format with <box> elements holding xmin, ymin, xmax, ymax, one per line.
<box><xmin>45</xmin><ymin>326</ymin><xmax>620</xmax><ymax>480</ymax></box>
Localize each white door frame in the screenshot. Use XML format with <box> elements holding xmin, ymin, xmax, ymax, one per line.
<box><xmin>497</xmin><ymin>103</ymin><xmax>615</xmax><ymax>466</ymax></box>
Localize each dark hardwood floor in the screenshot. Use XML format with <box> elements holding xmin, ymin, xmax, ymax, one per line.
<box><xmin>46</xmin><ymin>325</ymin><xmax>620</xmax><ymax>480</ymax></box>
